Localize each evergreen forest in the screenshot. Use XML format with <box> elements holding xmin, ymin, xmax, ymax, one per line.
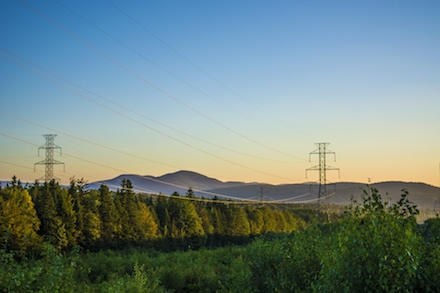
<box><xmin>1</xmin><ymin>176</ymin><xmax>440</xmax><ymax>292</ymax></box>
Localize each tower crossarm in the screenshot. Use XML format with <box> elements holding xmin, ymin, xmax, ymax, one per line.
<box><xmin>305</xmin><ymin>143</ymin><xmax>340</xmax><ymax>211</ymax></box>
<box><xmin>34</xmin><ymin>134</ymin><xmax>64</xmax><ymax>182</ymax></box>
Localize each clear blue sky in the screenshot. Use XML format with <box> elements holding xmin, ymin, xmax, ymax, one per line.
<box><xmin>1</xmin><ymin>0</ymin><xmax>439</xmax><ymax>186</ymax></box>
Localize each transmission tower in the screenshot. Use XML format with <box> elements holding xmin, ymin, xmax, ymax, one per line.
<box><xmin>306</xmin><ymin>143</ymin><xmax>339</xmax><ymax>210</ymax></box>
<box><xmin>34</xmin><ymin>134</ymin><xmax>65</xmax><ymax>182</ymax></box>
<box><xmin>260</xmin><ymin>185</ymin><xmax>265</xmax><ymax>207</ymax></box>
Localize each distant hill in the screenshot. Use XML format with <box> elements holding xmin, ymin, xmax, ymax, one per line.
<box><xmin>89</xmin><ymin>170</ymin><xmax>440</xmax><ymax>209</ymax></box>
<box><xmin>2</xmin><ymin>171</ymin><xmax>439</xmax><ymax>209</ymax></box>
<box><xmin>88</xmin><ymin>170</ymin><xmax>248</xmax><ymax>196</ymax></box>
<box><xmin>156</xmin><ymin>170</ymin><xmax>245</xmax><ymax>190</ymax></box>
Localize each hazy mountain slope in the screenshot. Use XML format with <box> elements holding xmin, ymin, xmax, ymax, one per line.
<box><xmin>89</xmin><ymin>170</ymin><xmax>248</xmax><ymax>196</ymax></box>
<box><xmin>88</xmin><ymin>171</ymin><xmax>440</xmax><ymax>208</ymax></box>
<box><xmin>370</xmin><ymin>182</ymin><xmax>440</xmax><ymax>209</ymax></box>
<box><xmin>208</xmin><ymin>183</ymin><xmax>315</xmax><ymax>202</ymax></box>
<box><xmin>156</xmin><ymin>170</ymin><xmax>244</xmax><ymax>191</ymax></box>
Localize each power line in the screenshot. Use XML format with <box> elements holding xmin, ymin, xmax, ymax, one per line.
<box><xmin>1</xmin><ymin>132</ymin><xmax>330</xmax><ymax>205</ymax></box>
<box><xmin>0</xmin><ymin>160</ymin><xmax>36</xmax><ymax>172</ymax></box>
<box><xmin>1</xmin><ymin>132</ymin><xmax>226</xmax><ymax>198</ymax></box>
<box><xmin>104</xmin><ymin>0</ymin><xmax>317</xmax><ymax>142</ymax></box>
<box><xmin>53</xmin><ymin>1</ymin><xmax>303</xmax><ymax>144</ymax></box>
<box><xmin>0</xmin><ymin>159</ymin><xmax>320</xmax><ymax>205</ymax></box>
<box><xmin>0</xmin><ymin>110</ymin><xmax>180</xmax><ymax>171</ymax></box>
<box><xmin>1</xmin><ymin>132</ymin><xmax>322</xmax><ymax>204</ymax></box>
<box><xmin>0</xmin><ymin>47</ymin><xmax>299</xmax><ymax>164</ymax></box>
<box><xmin>275</xmin><ymin>192</ymin><xmax>311</xmax><ymax>202</ymax></box>
<box><xmin>19</xmin><ymin>0</ymin><xmax>303</xmax><ymax>161</ymax></box>
<box><xmin>0</xmin><ymin>133</ymin><xmax>296</xmax><ymax>201</ymax></box>
<box><xmin>0</xmin><ymin>54</ymin><xmax>294</xmax><ymax>181</ymax></box>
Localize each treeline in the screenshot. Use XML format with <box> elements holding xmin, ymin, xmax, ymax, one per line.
<box><xmin>2</xmin><ymin>186</ymin><xmax>440</xmax><ymax>292</ymax></box>
<box><xmin>0</xmin><ymin>176</ymin><xmax>317</xmax><ymax>256</ymax></box>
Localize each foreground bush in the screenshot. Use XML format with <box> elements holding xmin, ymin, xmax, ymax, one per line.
<box><xmin>315</xmin><ymin>188</ymin><xmax>423</xmax><ymax>292</ymax></box>
<box><xmin>246</xmin><ymin>187</ymin><xmax>439</xmax><ymax>293</ymax></box>
<box><xmin>81</xmin><ymin>245</ymin><xmax>251</xmax><ymax>293</ymax></box>
<box><xmin>247</xmin><ymin>228</ymin><xmax>323</xmax><ymax>293</ymax></box>
<box><xmin>0</xmin><ymin>244</ymin><xmax>88</xmax><ymax>293</ymax></box>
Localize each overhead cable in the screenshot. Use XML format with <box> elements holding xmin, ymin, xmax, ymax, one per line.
<box><xmin>53</xmin><ymin>0</ymin><xmax>302</xmax><ymax>143</ymax></box>
<box><xmin>0</xmin><ymin>47</ymin><xmax>298</xmax><ymax>164</ymax></box>
<box><xmin>19</xmin><ymin>0</ymin><xmax>304</xmax><ymax>161</ymax></box>
<box><xmin>105</xmin><ymin>0</ymin><xmax>317</xmax><ymax>142</ymax></box>
<box><xmin>0</xmin><ymin>54</ymin><xmax>295</xmax><ymax>181</ymax></box>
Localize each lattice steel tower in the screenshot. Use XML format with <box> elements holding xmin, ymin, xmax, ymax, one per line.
<box><xmin>306</xmin><ymin>143</ymin><xmax>339</xmax><ymax>209</ymax></box>
<box><xmin>34</xmin><ymin>134</ymin><xmax>65</xmax><ymax>182</ymax></box>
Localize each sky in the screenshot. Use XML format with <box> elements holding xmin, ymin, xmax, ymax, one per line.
<box><xmin>1</xmin><ymin>0</ymin><xmax>439</xmax><ymax>187</ymax></box>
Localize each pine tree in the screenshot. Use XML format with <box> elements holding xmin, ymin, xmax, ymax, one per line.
<box><xmin>52</xmin><ymin>181</ymin><xmax>77</xmax><ymax>249</ymax></box>
<box><xmin>168</xmin><ymin>196</ymin><xmax>204</xmax><ymax>239</ymax></box>
<box><xmin>185</xmin><ymin>188</ymin><xmax>195</xmax><ymax>198</ymax></box>
<box><xmin>81</xmin><ymin>190</ymin><xmax>102</xmax><ymax>247</ymax></box>
<box><xmin>137</xmin><ymin>201</ymin><xmax>158</xmax><ymax>241</ymax></box>
<box><xmin>261</xmin><ymin>207</ymin><xmax>277</xmax><ymax>233</ymax></box>
<box><xmin>226</xmin><ymin>204</ymin><xmax>250</xmax><ymax>237</ymax></box>
<box><xmin>209</xmin><ymin>206</ymin><xmax>227</xmax><ymax>236</ymax></box>
<box><xmin>283</xmin><ymin>210</ymin><xmax>305</xmax><ymax>232</ymax></box>
<box><xmin>51</xmin><ymin>216</ymin><xmax>69</xmax><ymax>251</ymax></box>
<box><xmin>68</xmin><ymin>178</ymin><xmax>86</xmax><ymax>246</ymax></box>
<box><xmin>116</xmin><ymin>179</ymin><xmax>140</xmax><ymax>244</ymax></box>
<box><xmin>197</xmin><ymin>206</ymin><xmax>214</xmax><ymax>235</ymax></box>
<box><xmin>154</xmin><ymin>196</ymin><xmax>171</xmax><ymax>237</ymax></box>
<box><xmin>247</xmin><ymin>207</ymin><xmax>264</xmax><ymax>235</ymax></box>
<box><xmin>98</xmin><ymin>184</ymin><xmax>119</xmax><ymax>247</ymax></box>
<box><xmin>34</xmin><ymin>181</ymin><xmax>68</xmax><ymax>251</ymax></box>
<box><xmin>273</xmin><ymin>210</ymin><xmax>288</xmax><ymax>233</ymax></box>
<box><xmin>0</xmin><ymin>177</ymin><xmax>42</xmax><ymax>255</ymax></box>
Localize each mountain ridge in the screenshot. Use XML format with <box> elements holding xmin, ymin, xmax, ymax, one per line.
<box><xmin>86</xmin><ymin>170</ymin><xmax>440</xmax><ymax>209</ymax></box>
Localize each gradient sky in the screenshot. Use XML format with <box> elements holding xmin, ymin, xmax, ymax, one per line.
<box><xmin>1</xmin><ymin>0</ymin><xmax>439</xmax><ymax>187</ymax></box>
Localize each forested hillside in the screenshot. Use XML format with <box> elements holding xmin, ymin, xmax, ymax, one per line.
<box><xmin>0</xmin><ymin>176</ymin><xmax>318</xmax><ymax>256</ymax></box>
<box><xmin>1</xmin><ymin>181</ymin><xmax>440</xmax><ymax>292</ymax></box>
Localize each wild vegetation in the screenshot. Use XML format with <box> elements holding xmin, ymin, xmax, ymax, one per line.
<box><xmin>0</xmin><ymin>176</ymin><xmax>313</xmax><ymax>255</ymax></box>
<box><xmin>1</xmin><ymin>177</ymin><xmax>440</xmax><ymax>292</ymax></box>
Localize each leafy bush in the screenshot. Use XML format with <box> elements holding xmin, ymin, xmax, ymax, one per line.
<box><xmin>315</xmin><ymin>188</ymin><xmax>423</xmax><ymax>292</ymax></box>
<box><xmin>101</xmin><ymin>262</ymin><xmax>168</xmax><ymax>293</ymax></box>
<box><xmin>82</xmin><ymin>245</ymin><xmax>251</xmax><ymax>293</ymax></box>
<box><xmin>416</xmin><ymin>217</ymin><xmax>440</xmax><ymax>291</ymax></box>
<box><xmin>156</xmin><ymin>248</ymin><xmax>231</xmax><ymax>292</ymax></box>
<box><xmin>0</xmin><ymin>244</ymin><xmax>89</xmax><ymax>293</ymax></box>
<box><xmin>246</xmin><ymin>225</ymin><xmax>324</xmax><ymax>293</ymax></box>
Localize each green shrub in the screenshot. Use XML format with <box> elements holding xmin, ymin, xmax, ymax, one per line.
<box><xmin>0</xmin><ymin>244</ymin><xmax>89</xmax><ymax>293</ymax></box>
<box><xmin>101</xmin><ymin>262</ymin><xmax>168</xmax><ymax>293</ymax></box>
<box><xmin>415</xmin><ymin>217</ymin><xmax>440</xmax><ymax>291</ymax></box>
<box><xmin>315</xmin><ymin>188</ymin><xmax>423</xmax><ymax>292</ymax></box>
<box><xmin>246</xmin><ymin>226</ymin><xmax>323</xmax><ymax>293</ymax></box>
<box><xmin>157</xmin><ymin>249</ymin><xmax>221</xmax><ymax>292</ymax></box>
